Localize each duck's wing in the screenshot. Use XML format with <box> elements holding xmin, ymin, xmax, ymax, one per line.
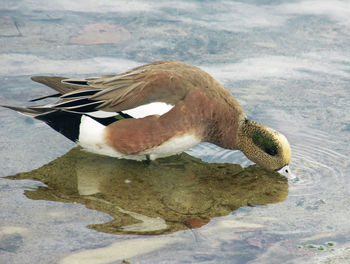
<box><xmin>31</xmin><ymin>60</ymin><xmax>191</xmax><ymax>115</ymax></box>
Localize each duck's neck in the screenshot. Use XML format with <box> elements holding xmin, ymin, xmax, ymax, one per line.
<box><xmin>203</xmin><ymin>101</ymin><xmax>247</xmax><ymax>150</ymax></box>
<box><xmin>177</xmin><ymin>86</ymin><xmax>246</xmax><ymax>150</ymax></box>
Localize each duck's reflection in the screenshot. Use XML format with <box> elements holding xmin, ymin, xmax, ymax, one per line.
<box><xmin>8</xmin><ymin>147</ymin><xmax>288</xmax><ymax>235</ymax></box>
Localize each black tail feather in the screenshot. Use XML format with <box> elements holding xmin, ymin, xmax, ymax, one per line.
<box><xmin>2</xmin><ymin>104</ymin><xmax>82</xmax><ymax>142</ymax></box>
<box><xmin>35</xmin><ymin>110</ymin><xmax>83</xmax><ymax>142</ymax></box>
<box><xmin>2</xmin><ymin>101</ymin><xmax>133</xmax><ymax>142</ymax></box>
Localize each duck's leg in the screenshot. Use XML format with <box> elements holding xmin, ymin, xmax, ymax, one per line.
<box><xmin>144</xmin><ymin>154</ymin><xmax>151</xmax><ymax>165</ymax></box>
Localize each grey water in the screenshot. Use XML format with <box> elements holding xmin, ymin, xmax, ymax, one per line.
<box><xmin>1</xmin><ymin>0</ymin><xmax>350</xmax><ymax>263</ymax></box>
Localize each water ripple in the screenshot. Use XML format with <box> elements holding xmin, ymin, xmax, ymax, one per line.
<box><xmin>188</xmin><ymin>128</ymin><xmax>347</xmax><ymax>200</ymax></box>
<box><xmin>288</xmin><ymin>130</ymin><xmax>346</xmax><ymax>197</ymax></box>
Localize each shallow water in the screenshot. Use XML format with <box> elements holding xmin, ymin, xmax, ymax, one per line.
<box><xmin>1</xmin><ymin>0</ymin><xmax>350</xmax><ymax>263</ymax></box>
<box><xmin>7</xmin><ymin>148</ymin><xmax>288</xmax><ymax>236</ymax></box>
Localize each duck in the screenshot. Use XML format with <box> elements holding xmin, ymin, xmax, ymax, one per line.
<box><xmin>2</xmin><ymin>60</ymin><xmax>291</xmax><ymax>173</ymax></box>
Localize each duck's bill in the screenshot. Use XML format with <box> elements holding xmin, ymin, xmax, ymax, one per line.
<box><xmin>277</xmin><ymin>165</ymin><xmax>290</xmax><ymax>175</ymax></box>
<box><xmin>276</xmin><ymin>165</ymin><xmax>298</xmax><ymax>181</ymax></box>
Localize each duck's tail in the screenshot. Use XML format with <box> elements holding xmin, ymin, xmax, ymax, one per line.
<box><xmin>2</xmin><ymin>104</ymin><xmax>132</xmax><ymax>142</ymax></box>
<box><xmin>2</xmin><ymin>76</ymin><xmax>132</xmax><ymax>142</ymax></box>
<box><xmin>1</xmin><ymin>105</ymin><xmax>83</xmax><ymax>141</ymax></box>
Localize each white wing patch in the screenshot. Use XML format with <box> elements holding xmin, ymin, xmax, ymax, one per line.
<box><xmin>81</xmin><ymin>102</ymin><xmax>174</xmax><ymax>119</ymax></box>
<box><xmin>87</xmin><ymin>111</ymin><xmax>119</xmax><ymax>118</ymax></box>
<box><xmin>122</xmin><ymin>102</ymin><xmax>174</xmax><ymax>118</ymax></box>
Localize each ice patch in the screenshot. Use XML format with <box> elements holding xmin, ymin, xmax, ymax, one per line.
<box><xmin>0</xmin><ymin>54</ymin><xmax>142</xmax><ymax>76</ymax></box>
<box><xmin>59</xmin><ymin>236</ymin><xmax>185</xmax><ymax>264</ymax></box>
<box><xmin>203</xmin><ymin>54</ymin><xmax>350</xmax><ymax>81</ymax></box>
<box><xmin>177</xmin><ymin>2</ymin><xmax>288</xmax><ymax>31</ymax></box>
<box><xmin>3</xmin><ymin>53</ymin><xmax>350</xmax><ymax>83</ymax></box>
<box><xmin>3</xmin><ymin>0</ymin><xmax>197</xmax><ymax>13</ymax></box>
<box><xmin>4</xmin><ymin>0</ymin><xmax>154</xmax><ymax>13</ymax></box>
<box><xmin>280</xmin><ymin>0</ymin><xmax>350</xmax><ymax>25</ymax></box>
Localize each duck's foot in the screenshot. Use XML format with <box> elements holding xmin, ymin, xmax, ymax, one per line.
<box><xmin>142</xmin><ymin>154</ymin><xmax>152</xmax><ymax>165</ymax></box>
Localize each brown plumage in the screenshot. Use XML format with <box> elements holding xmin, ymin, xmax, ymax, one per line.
<box><xmin>2</xmin><ymin>60</ymin><xmax>291</xmax><ymax>171</ymax></box>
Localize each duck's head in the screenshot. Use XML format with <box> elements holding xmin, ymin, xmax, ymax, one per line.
<box><xmin>237</xmin><ymin>119</ymin><xmax>291</xmax><ymax>172</ymax></box>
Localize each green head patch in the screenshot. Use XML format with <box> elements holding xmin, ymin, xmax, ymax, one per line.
<box><xmin>252</xmin><ymin>130</ymin><xmax>278</xmax><ymax>156</ymax></box>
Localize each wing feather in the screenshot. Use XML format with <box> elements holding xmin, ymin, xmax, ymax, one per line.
<box><xmin>30</xmin><ymin>60</ymin><xmax>193</xmax><ymax>115</ymax></box>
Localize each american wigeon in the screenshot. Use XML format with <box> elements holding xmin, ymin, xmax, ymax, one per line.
<box><xmin>2</xmin><ymin>60</ymin><xmax>291</xmax><ymax>172</ymax></box>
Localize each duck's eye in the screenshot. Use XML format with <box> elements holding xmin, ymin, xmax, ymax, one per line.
<box><xmin>265</xmin><ymin>145</ymin><xmax>278</xmax><ymax>156</ymax></box>
<box><xmin>252</xmin><ymin>131</ymin><xmax>278</xmax><ymax>156</ymax></box>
